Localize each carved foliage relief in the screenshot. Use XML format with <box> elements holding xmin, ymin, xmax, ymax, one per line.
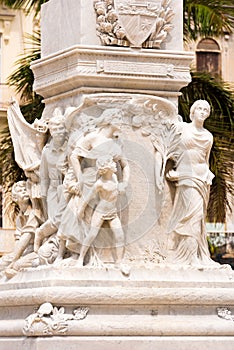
<box><xmin>23</xmin><ymin>302</ymin><xmax>89</xmax><ymax>336</ymax></box>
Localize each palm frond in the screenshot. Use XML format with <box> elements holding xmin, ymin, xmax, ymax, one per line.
<box><xmin>184</xmin><ymin>0</ymin><xmax>234</xmax><ymax>41</ymax></box>
<box><xmin>0</xmin><ymin>0</ymin><xmax>49</xmax><ymax>15</ymax></box>
<box><xmin>7</xmin><ymin>31</ymin><xmax>41</xmax><ymax>104</ymax></box>
<box><xmin>0</xmin><ymin>125</ymin><xmax>24</xmax><ymax>223</ymax></box>
<box><xmin>208</xmin><ymin>141</ymin><xmax>234</xmax><ymax>223</ymax></box>
<box><xmin>0</xmin><ymin>31</ymin><xmax>44</xmax><ymax>219</ymax></box>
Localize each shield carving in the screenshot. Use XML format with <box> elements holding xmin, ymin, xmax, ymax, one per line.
<box><xmin>114</xmin><ymin>0</ymin><xmax>162</xmax><ymax>47</ymax></box>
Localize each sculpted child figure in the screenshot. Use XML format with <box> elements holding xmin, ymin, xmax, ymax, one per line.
<box><xmin>0</xmin><ymin>181</ymin><xmax>41</xmax><ymax>278</ymax></box>
<box><xmin>76</xmin><ymin>155</ymin><xmax>125</xmax><ymax>268</ymax></box>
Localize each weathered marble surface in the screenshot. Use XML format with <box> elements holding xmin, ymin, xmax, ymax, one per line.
<box><xmin>40</xmin><ymin>0</ymin><xmax>183</xmax><ymax>57</ymax></box>
<box><xmin>1</xmin><ymin>95</ymin><xmax>234</xmax><ymax>348</ymax></box>
<box><xmin>32</xmin><ymin>0</ymin><xmax>192</xmax><ymax>114</ymax></box>
<box><xmin>1</xmin><ymin>95</ymin><xmax>221</xmax><ymax>278</ymax></box>
<box><xmin>0</xmin><ymin>266</ymin><xmax>234</xmax><ymax>349</ymax></box>
<box><xmin>1</xmin><ymin>1</ymin><xmax>234</xmax><ymax>349</ymax></box>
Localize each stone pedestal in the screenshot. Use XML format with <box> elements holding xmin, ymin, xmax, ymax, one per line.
<box><xmin>31</xmin><ymin>0</ymin><xmax>193</xmax><ymax>117</ymax></box>
<box><xmin>2</xmin><ymin>1</ymin><xmax>234</xmax><ymax>349</ymax></box>
<box><xmin>0</xmin><ymin>267</ymin><xmax>234</xmax><ymax>349</ymax></box>
<box><xmin>40</xmin><ymin>0</ymin><xmax>184</xmax><ymax>56</ymax></box>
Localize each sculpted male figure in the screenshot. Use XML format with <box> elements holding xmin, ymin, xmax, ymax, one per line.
<box><xmin>34</xmin><ymin>109</ymin><xmax>68</xmax><ymax>252</ymax></box>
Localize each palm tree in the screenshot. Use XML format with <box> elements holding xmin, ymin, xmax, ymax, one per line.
<box><xmin>184</xmin><ymin>0</ymin><xmax>234</xmax><ymax>41</ymax></box>
<box><xmin>0</xmin><ymin>0</ymin><xmax>233</xmax><ymax>223</ymax></box>
<box><xmin>182</xmin><ymin>1</ymin><xmax>234</xmax><ymax>223</ymax></box>
<box><xmin>0</xmin><ymin>0</ymin><xmax>48</xmax><ymax>14</ymax></box>
<box><xmin>0</xmin><ymin>31</ymin><xmax>44</xmax><ymax>222</ymax></box>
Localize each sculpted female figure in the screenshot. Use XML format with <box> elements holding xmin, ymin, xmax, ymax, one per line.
<box><xmin>70</xmin><ymin>108</ymin><xmax>129</xmax><ymax>196</ymax></box>
<box><xmin>55</xmin><ymin>108</ymin><xmax>129</xmax><ymax>265</ymax></box>
<box><xmin>165</xmin><ymin>100</ymin><xmax>216</xmax><ymax>267</ymax></box>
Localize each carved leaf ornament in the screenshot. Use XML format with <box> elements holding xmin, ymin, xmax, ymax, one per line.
<box><xmin>23</xmin><ymin>303</ymin><xmax>89</xmax><ymax>337</ymax></box>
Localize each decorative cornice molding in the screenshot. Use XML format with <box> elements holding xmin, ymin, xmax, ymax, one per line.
<box><xmin>31</xmin><ymin>45</ymin><xmax>194</xmax><ymax>98</ymax></box>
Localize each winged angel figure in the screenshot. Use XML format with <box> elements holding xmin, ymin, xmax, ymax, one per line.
<box><xmin>7</xmin><ymin>98</ymin><xmax>49</xmax><ymax>220</ymax></box>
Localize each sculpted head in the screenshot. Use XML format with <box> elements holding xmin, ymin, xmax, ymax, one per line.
<box><xmin>97</xmin><ymin>108</ymin><xmax>122</xmax><ymax>135</ymax></box>
<box><xmin>189</xmin><ymin>100</ymin><xmax>210</xmax><ymax>122</ymax></box>
<box><xmin>12</xmin><ymin>181</ymin><xmax>30</xmax><ymax>204</ymax></box>
<box><xmin>48</xmin><ymin>109</ymin><xmax>67</xmax><ymax>141</ymax></box>
<box><xmin>96</xmin><ymin>155</ymin><xmax>117</xmax><ymax>175</ymax></box>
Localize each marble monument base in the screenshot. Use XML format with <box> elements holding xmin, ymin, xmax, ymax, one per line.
<box><xmin>0</xmin><ymin>265</ymin><xmax>234</xmax><ymax>349</ymax></box>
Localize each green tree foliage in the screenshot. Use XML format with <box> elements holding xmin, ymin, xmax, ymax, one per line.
<box><xmin>184</xmin><ymin>0</ymin><xmax>234</xmax><ymax>41</ymax></box>
<box><xmin>0</xmin><ymin>0</ymin><xmax>48</xmax><ymax>15</ymax></box>
<box><xmin>181</xmin><ymin>0</ymin><xmax>234</xmax><ymax>223</ymax></box>
<box><xmin>0</xmin><ymin>31</ymin><xmax>44</xmax><ymax>222</ymax></box>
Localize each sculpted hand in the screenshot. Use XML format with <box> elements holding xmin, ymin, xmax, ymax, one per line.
<box><xmin>118</xmin><ymin>182</ymin><xmax>127</xmax><ymax>194</ymax></box>
<box><xmin>74</xmin><ymin>183</ymin><xmax>81</xmax><ymax>196</ymax></box>
<box><xmin>156</xmin><ymin>177</ymin><xmax>164</xmax><ymax>193</ymax></box>
<box><xmin>25</xmin><ymin>171</ymin><xmax>39</xmax><ymax>183</ymax></box>
<box><xmin>69</xmin><ymin>182</ymin><xmax>81</xmax><ymax>196</ymax></box>
<box><xmin>77</xmin><ymin>207</ymin><xmax>84</xmax><ymax>220</ymax></box>
<box><xmin>166</xmin><ymin>169</ymin><xmax>179</xmax><ymax>182</ymax></box>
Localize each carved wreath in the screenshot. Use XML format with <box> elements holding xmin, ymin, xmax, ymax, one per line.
<box><xmin>93</xmin><ymin>0</ymin><xmax>174</xmax><ymax>48</ymax></box>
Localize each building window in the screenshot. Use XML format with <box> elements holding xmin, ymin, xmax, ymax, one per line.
<box><xmin>196</xmin><ymin>38</ymin><xmax>221</xmax><ymax>76</ymax></box>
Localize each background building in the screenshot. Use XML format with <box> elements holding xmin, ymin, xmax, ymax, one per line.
<box><xmin>0</xmin><ymin>5</ymin><xmax>36</xmax><ymax>253</ymax></box>
<box><xmin>186</xmin><ymin>33</ymin><xmax>234</xmax><ymax>86</ymax></box>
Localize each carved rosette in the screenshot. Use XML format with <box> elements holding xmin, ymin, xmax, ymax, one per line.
<box><xmin>93</xmin><ymin>0</ymin><xmax>174</xmax><ymax>48</ymax></box>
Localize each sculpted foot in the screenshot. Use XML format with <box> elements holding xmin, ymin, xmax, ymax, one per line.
<box><xmin>53</xmin><ymin>257</ymin><xmax>63</xmax><ymax>266</ymax></box>
<box><xmin>75</xmin><ymin>258</ymin><xmax>84</xmax><ymax>268</ymax></box>
<box><xmin>118</xmin><ymin>263</ymin><xmax>131</xmax><ymax>276</ymax></box>
<box><xmin>54</xmin><ymin>256</ymin><xmax>78</xmax><ymax>267</ymax></box>
<box><xmin>5</xmin><ymin>267</ymin><xmax>18</xmax><ymax>279</ymax></box>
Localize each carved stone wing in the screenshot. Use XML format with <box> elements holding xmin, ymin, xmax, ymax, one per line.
<box><xmin>7</xmin><ymin>99</ymin><xmax>42</xmax><ymax>171</ymax></box>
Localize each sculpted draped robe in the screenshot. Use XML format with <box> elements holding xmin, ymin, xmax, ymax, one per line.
<box><xmin>167</xmin><ymin>122</ymin><xmax>215</xmax><ymax>265</ymax></box>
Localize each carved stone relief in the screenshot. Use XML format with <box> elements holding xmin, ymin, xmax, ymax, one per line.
<box><xmin>0</xmin><ymin>93</ymin><xmax>222</xmax><ymax>281</ymax></box>
<box><xmin>93</xmin><ymin>0</ymin><xmax>174</xmax><ymax>48</ymax></box>
<box><xmin>23</xmin><ymin>302</ymin><xmax>89</xmax><ymax>336</ymax></box>
<box><xmin>217</xmin><ymin>307</ymin><xmax>234</xmax><ymax>322</ymax></box>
